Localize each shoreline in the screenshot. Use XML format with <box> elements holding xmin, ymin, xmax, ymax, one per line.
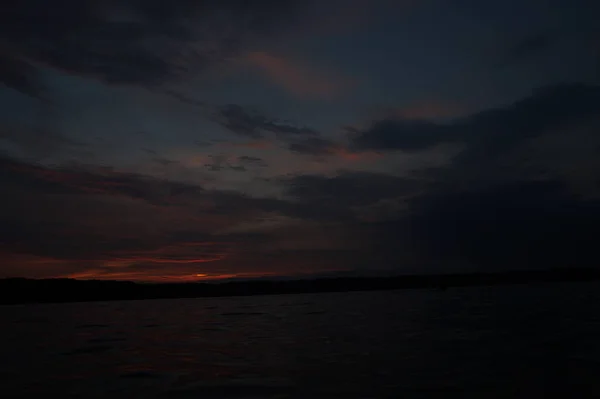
<box><xmin>2</xmin><ymin>267</ymin><xmax>600</xmax><ymax>306</ymax></box>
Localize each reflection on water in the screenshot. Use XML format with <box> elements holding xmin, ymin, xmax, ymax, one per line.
<box><xmin>2</xmin><ymin>282</ymin><xmax>600</xmax><ymax>398</ymax></box>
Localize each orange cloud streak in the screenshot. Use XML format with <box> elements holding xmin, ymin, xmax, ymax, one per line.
<box><xmin>64</xmin><ymin>269</ymin><xmax>284</xmax><ymax>283</ymax></box>
<box><xmin>109</xmin><ymin>256</ymin><xmax>226</xmax><ymax>264</ymax></box>
<box><xmin>106</xmin><ymin>241</ymin><xmax>230</xmax><ymax>265</ymax></box>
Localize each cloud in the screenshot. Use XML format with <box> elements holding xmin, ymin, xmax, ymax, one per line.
<box><xmin>1</xmin><ymin>153</ymin><xmax>372</xmax><ymax>279</ymax></box>
<box><xmin>336</xmin><ymin>173</ymin><xmax>600</xmax><ymax>271</ymax></box>
<box><xmin>0</xmin><ymin>155</ymin><xmax>235</xmax><ymax>278</ymax></box>
<box><xmin>212</xmin><ymin>104</ymin><xmax>369</xmax><ymax>159</ymax></box>
<box><xmin>345</xmin><ymin>84</ymin><xmax>600</xmax><ymax>270</ymax></box>
<box><xmin>211</xmin><ymin>103</ymin><xmax>349</xmax><ymax>159</ymax></box>
<box><xmin>287</xmin><ymin>137</ymin><xmax>338</xmax><ymax>155</ymax></box>
<box><xmin>162</xmin><ymin>89</ymin><xmax>207</xmax><ymax>108</ymax></box>
<box><xmin>221</xmin><ymin>139</ymin><xmax>273</xmax><ymax>149</ymax></box>
<box><xmin>311</xmin><ymin>83</ymin><xmax>600</xmax><ymax>271</ymax></box>
<box><xmin>405</xmin><ymin>180</ymin><xmax>600</xmax><ymax>269</ymax></box>
<box><xmin>1</xmin><ymin>156</ymin><xmax>203</xmax><ymax>205</ymax></box>
<box><xmin>498</xmin><ymin>30</ymin><xmax>560</xmax><ymax>66</ymax></box>
<box><xmin>141</xmin><ymin>148</ymin><xmax>181</xmax><ymax>168</ymax></box>
<box><xmin>350</xmin><ymin>119</ymin><xmax>454</xmax><ymax>152</ymax></box>
<box><xmin>212</xmin><ymin>105</ymin><xmax>265</xmax><ymax>138</ymax></box>
<box><xmin>151</xmin><ymin>157</ymin><xmax>179</xmax><ymax>167</ymax></box>
<box><xmin>242</xmin><ymin>51</ymin><xmax>351</xmax><ymax>98</ymax></box>
<box><xmin>350</xmin><ymin>83</ymin><xmax>600</xmax><ymax>153</ymax></box>
<box><xmin>3</xmin><ymin>82</ymin><xmax>600</xmax><ymax>279</ymax></box>
<box><xmin>282</xmin><ymin>170</ymin><xmax>421</xmax><ymax>209</ymax></box>
<box><xmin>237</xmin><ymin>155</ymin><xmax>268</xmax><ymax>167</ymax></box>
<box><xmin>203</xmin><ymin>154</ymin><xmax>248</xmax><ymax>172</ymax></box>
<box><xmin>0</xmin><ymin>51</ymin><xmax>42</xmax><ymax>98</ymax></box>
<box><xmin>212</xmin><ymin>104</ymin><xmax>318</xmax><ymax>139</ymax></box>
<box><xmin>381</xmin><ymin>100</ymin><xmax>467</xmax><ymax>121</ymax></box>
<box><xmin>0</xmin><ymin>124</ymin><xmax>89</xmax><ymax>160</ymax></box>
<box><xmin>0</xmin><ymin>0</ymin><xmax>304</xmax><ymax>96</ymax></box>
<box><xmin>450</xmin><ymin>84</ymin><xmax>600</xmax><ymax>173</ymax></box>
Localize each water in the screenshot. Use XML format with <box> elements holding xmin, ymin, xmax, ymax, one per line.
<box><xmin>2</xmin><ymin>282</ymin><xmax>600</xmax><ymax>398</ymax></box>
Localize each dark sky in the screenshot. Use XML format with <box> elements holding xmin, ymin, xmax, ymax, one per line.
<box><xmin>1</xmin><ymin>0</ymin><xmax>599</xmax><ymax>281</ymax></box>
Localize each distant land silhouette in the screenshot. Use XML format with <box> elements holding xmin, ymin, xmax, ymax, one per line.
<box><xmin>2</xmin><ymin>267</ymin><xmax>600</xmax><ymax>305</ymax></box>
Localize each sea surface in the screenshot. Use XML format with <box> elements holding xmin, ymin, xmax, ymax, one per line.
<box><xmin>2</xmin><ymin>282</ymin><xmax>600</xmax><ymax>398</ymax></box>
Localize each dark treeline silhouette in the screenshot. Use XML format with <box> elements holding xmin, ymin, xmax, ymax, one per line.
<box><xmin>2</xmin><ymin>267</ymin><xmax>600</xmax><ymax>305</ymax></box>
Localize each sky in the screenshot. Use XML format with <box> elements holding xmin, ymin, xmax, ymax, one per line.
<box><xmin>0</xmin><ymin>0</ymin><xmax>599</xmax><ymax>281</ymax></box>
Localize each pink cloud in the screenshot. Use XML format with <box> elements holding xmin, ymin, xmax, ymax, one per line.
<box><xmin>242</xmin><ymin>51</ymin><xmax>352</xmax><ymax>99</ymax></box>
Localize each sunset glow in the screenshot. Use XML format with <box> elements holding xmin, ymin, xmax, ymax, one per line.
<box><xmin>1</xmin><ymin>0</ymin><xmax>599</xmax><ymax>282</ymax></box>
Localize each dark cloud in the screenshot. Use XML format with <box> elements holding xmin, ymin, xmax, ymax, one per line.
<box><xmin>4</xmin><ymin>81</ymin><xmax>600</xmax><ymax>278</ymax></box>
<box><xmin>0</xmin><ymin>0</ymin><xmax>303</xmax><ymax>96</ymax></box>
<box><xmin>212</xmin><ymin>105</ymin><xmax>266</xmax><ymax>139</ymax></box>
<box><xmin>212</xmin><ymin>104</ymin><xmax>347</xmax><ymax>157</ymax></box>
<box><xmin>237</xmin><ymin>155</ymin><xmax>268</xmax><ymax>167</ymax></box>
<box><xmin>0</xmin><ymin>218</ymin><xmax>190</xmax><ymax>263</ymax></box>
<box><xmin>287</xmin><ymin>137</ymin><xmax>338</xmax><ymax>155</ymax></box>
<box><xmin>162</xmin><ymin>89</ymin><xmax>206</xmax><ymax>108</ymax></box>
<box><xmin>180</xmin><ymin>170</ymin><xmax>424</xmax><ymax>223</ymax></box>
<box><xmin>350</xmin><ymin>119</ymin><xmax>453</xmax><ymax>152</ymax></box>
<box><xmin>0</xmin><ymin>154</ymin><xmax>285</xmax><ymax>276</ymax></box>
<box><xmin>194</xmin><ymin>140</ymin><xmax>215</xmax><ymax>148</ymax></box>
<box><xmin>7</xmin><ymin>159</ymin><xmax>596</xmax><ymax>275</ymax></box>
<box><xmin>0</xmin><ymin>124</ymin><xmax>89</xmax><ymax>160</ymax></box>
<box><xmin>0</xmin><ymin>52</ymin><xmax>42</xmax><ymax>98</ymax></box>
<box><xmin>498</xmin><ymin>30</ymin><xmax>560</xmax><ymax>66</ymax></box>
<box><xmin>282</xmin><ymin>171</ymin><xmax>420</xmax><ymax>208</ymax></box>
<box><xmin>345</xmin><ymin>176</ymin><xmax>600</xmax><ymax>272</ymax></box>
<box><xmin>350</xmin><ymin>83</ymin><xmax>600</xmax><ymax>153</ymax></box>
<box><xmin>203</xmin><ymin>154</ymin><xmax>247</xmax><ymax>172</ymax></box>
<box><xmin>0</xmin><ymin>154</ymin><xmax>338</xmax><ymax>240</ymax></box>
<box><xmin>21</xmin><ymin>165</ymin><xmax>367</xmax><ymax>265</ymax></box>
<box><xmin>348</xmin><ymin>85</ymin><xmax>600</xmax><ymax>270</ymax></box>
<box><xmin>460</xmin><ymin>84</ymin><xmax>600</xmax><ymax>155</ymax></box>
<box><xmin>405</xmin><ymin>180</ymin><xmax>600</xmax><ymax>269</ymax></box>
<box><xmin>443</xmin><ymin>85</ymin><xmax>600</xmax><ymax>193</ymax></box>
<box><xmin>213</xmin><ymin>104</ymin><xmax>318</xmax><ymax>139</ymax></box>
<box><xmin>142</xmin><ymin>148</ymin><xmax>179</xmax><ymax>167</ymax></box>
<box><xmin>0</xmin><ymin>155</ymin><xmax>203</xmax><ymax>205</ymax></box>
<box><xmin>152</xmin><ymin>157</ymin><xmax>179</xmax><ymax>167</ymax></box>
<box><xmin>204</xmin><ymin>164</ymin><xmax>246</xmax><ymax>172</ymax></box>
<box><xmin>339</xmin><ymin>84</ymin><xmax>600</xmax><ymax>271</ymax></box>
